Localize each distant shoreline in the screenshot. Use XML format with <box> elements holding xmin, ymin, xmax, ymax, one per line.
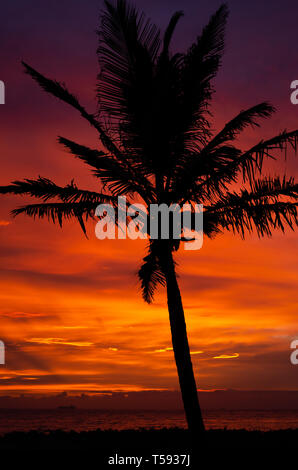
<box><xmin>1</xmin><ymin>390</ymin><xmax>298</xmax><ymax>410</ymax></box>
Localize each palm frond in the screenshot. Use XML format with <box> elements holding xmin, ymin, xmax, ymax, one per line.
<box><xmin>138</xmin><ymin>247</ymin><xmax>166</xmax><ymax>303</ymax></box>
<box><xmin>239</xmin><ymin>130</ymin><xmax>298</xmax><ymax>183</ymax></box>
<box><xmin>206</xmin><ymin>175</ymin><xmax>298</xmax><ymax>237</ymax></box>
<box><xmin>175</xmin><ymin>129</ymin><xmax>298</xmax><ymax>204</ymax></box>
<box><xmin>171</xmin><ymin>102</ymin><xmax>274</xmax><ymax>199</ymax></box>
<box><xmin>97</xmin><ymin>0</ymin><xmax>160</xmax><ymax>120</ymax></box>
<box><xmin>11</xmin><ymin>201</ymin><xmax>99</xmax><ymax>236</ymax></box>
<box><xmin>58</xmin><ymin>136</ymin><xmax>155</xmax><ymax>202</ymax></box>
<box><xmin>161</xmin><ymin>11</ymin><xmax>184</xmax><ymax>57</ymax></box>
<box><xmin>0</xmin><ymin>177</ymin><xmax>114</xmax><ymax>204</ymax></box>
<box><xmin>96</xmin><ymin>0</ymin><xmax>164</xmax><ymax>179</ymax></box>
<box><xmin>203</xmin><ymin>129</ymin><xmax>298</xmax><ymax>194</ymax></box>
<box><xmin>206</xmin><ymin>102</ymin><xmax>275</xmax><ymax>149</ymax></box>
<box><xmin>180</xmin><ymin>3</ymin><xmax>228</xmax><ymax>146</ymax></box>
<box><xmin>22</xmin><ymin>62</ymin><xmax>121</xmax><ymax>157</ymax></box>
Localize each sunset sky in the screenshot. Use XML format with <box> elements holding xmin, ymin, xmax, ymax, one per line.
<box><xmin>0</xmin><ymin>0</ymin><xmax>298</xmax><ymax>402</ymax></box>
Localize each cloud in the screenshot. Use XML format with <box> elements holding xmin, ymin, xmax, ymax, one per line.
<box><xmin>213</xmin><ymin>353</ymin><xmax>240</xmax><ymax>359</ymax></box>
<box><xmin>0</xmin><ymin>263</ymin><xmax>136</xmax><ymax>294</ymax></box>
<box><xmin>154</xmin><ymin>347</ymin><xmax>203</xmax><ymax>355</ymax></box>
<box><xmin>154</xmin><ymin>347</ymin><xmax>173</xmax><ymax>353</ymax></box>
<box><xmin>27</xmin><ymin>338</ymin><xmax>93</xmax><ymax>347</ymax></box>
<box><xmin>0</xmin><ymin>311</ymin><xmax>48</xmax><ymax>319</ymax></box>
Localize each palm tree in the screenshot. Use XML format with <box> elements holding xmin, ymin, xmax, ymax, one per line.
<box><xmin>1</xmin><ymin>1</ymin><xmax>298</xmax><ymax>436</ymax></box>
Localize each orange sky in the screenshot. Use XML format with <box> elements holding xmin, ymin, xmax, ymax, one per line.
<box><xmin>0</xmin><ymin>199</ymin><xmax>298</xmax><ymax>394</ymax></box>
<box><xmin>1</xmin><ymin>0</ymin><xmax>298</xmax><ymax>398</ymax></box>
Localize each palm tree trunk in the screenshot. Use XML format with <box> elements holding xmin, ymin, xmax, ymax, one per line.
<box><xmin>161</xmin><ymin>250</ymin><xmax>205</xmax><ymax>435</ymax></box>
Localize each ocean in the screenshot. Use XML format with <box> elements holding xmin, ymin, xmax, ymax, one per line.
<box><xmin>0</xmin><ymin>409</ymin><xmax>297</xmax><ymax>434</ymax></box>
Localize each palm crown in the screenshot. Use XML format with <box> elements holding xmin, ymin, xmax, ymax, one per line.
<box><xmin>1</xmin><ymin>1</ymin><xmax>298</xmax><ymax>305</ymax></box>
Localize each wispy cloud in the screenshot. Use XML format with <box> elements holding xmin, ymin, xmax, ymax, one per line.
<box><xmin>213</xmin><ymin>353</ymin><xmax>239</xmax><ymax>359</ymax></box>
<box><xmin>154</xmin><ymin>347</ymin><xmax>173</xmax><ymax>353</ymax></box>
<box><xmin>0</xmin><ymin>311</ymin><xmax>47</xmax><ymax>318</ymax></box>
<box><xmin>154</xmin><ymin>347</ymin><xmax>203</xmax><ymax>355</ymax></box>
<box><xmin>27</xmin><ymin>338</ymin><xmax>93</xmax><ymax>347</ymax></box>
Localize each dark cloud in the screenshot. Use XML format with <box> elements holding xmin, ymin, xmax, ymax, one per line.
<box><xmin>0</xmin><ymin>264</ymin><xmax>136</xmax><ymax>292</ymax></box>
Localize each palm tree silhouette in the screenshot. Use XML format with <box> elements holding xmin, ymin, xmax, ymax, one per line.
<box><xmin>1</xmin><ymin>1</ymin><xmax>298</xmax><ymax>436</ymax></box>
